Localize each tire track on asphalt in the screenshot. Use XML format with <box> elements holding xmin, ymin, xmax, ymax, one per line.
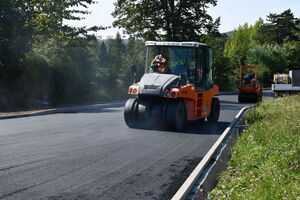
<box><xmin>59</xmin><ymin>135</ymin><xmax>194</xmax><ymax>199</ymax></box>
<box><xmin>0</xmin><ymin>134</ymin><xmax>141</xmax><ymax>173</ymax></box>
<box><xmin>0</xmin><ymin>138</ymin><xmax>135</xmax><ymax>199</ymax></box>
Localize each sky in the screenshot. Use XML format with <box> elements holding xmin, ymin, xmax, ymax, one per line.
<box><xmin>66</xmin><ymin>0</ymin><xmax>300</xmax><ymax>39</ymax></box>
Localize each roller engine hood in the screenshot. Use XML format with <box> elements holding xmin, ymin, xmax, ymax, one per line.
<box><xmin>138</xmin><ymin>73</ymin><xmax>180</xmax><ymax>96</ymax></box>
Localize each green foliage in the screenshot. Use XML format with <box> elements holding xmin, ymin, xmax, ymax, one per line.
<box><xmin>96</xmin><ymin>34</ymin><xmax>146</xmax><ymax>100</ymax></box>
<box><xmin>32</xmin><ymin>0</ymin><xmax>104</xmax><ymax>40</ymax></box>
<box><xmin>211</xmin><ymin>95</ymin><xmax>300</xmax><ymax>200</ymax></box>
<box><xmin>224</xmin><ymin>20</ymin><xmax>263</xmax><ymax>66</ymax></box>
<box><xmin>201</xmin><ymin>34</ymin><xmax>234</xmax><ymax>90</ymax></box>
<box><xmin>112</xmin><ymin>0</ymin><xmax>220</xmax><ymax>41</ymax></box>
<box><xmin>1</xmin><ymin>1</ymin><xmax>299</xmax><ymax>109</ymax></box>
<box><xmin>207</xmin><ymin>19</ymin><xmax>265</xmax><ymax>90</ymax></box>
<box><xmin>105</xmin><ymin>32</ymin><xmax>125</xmax><ymax>86</ymax></box>
<box><xmin>260</xmin><ymin>9</ymin><xmax>300</xmax><ymax>44</ymax></box>
<box><xmin>0</xmin><ymin>0</ymin><xmax>104</xmax><ymax>109</ymax></box>
<box><xmin>121</xmin><ymin>37</ymin><xmax>145</xmax><ymax>87</ymax></box>
<box><xmin>24</xmin><ymin>36</ymin><xmax>100</xmax><ymax>105</ymax></box>
<box><xmin>246</xmin><ymin>43</ymin><xmax>300</xmax><ymax>85</ymax></box>
<box><xmin>0</xmin><ymin>0</ymin><xmax>34</xmax><ymax>79</ymax></box>
<box><xmin>224</xmin><ymin>10</ymin><xmax>299</xmax><ymax>87</ymax></box>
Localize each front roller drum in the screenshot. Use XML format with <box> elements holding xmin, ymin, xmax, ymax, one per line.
<box><xmin>248</xmin><ymin>93</ymin><xmax>260</xmax><ymax>103</ymax></box>
<box><xmin>150</xmin><ymin>104</ymin><xmax>163</xmax><ymax>128</ymax></box>
<box><xmin>124</xmin><ymin>98</ymin><xmax>162</xmax><ymax>129</ymax></box>
<box><xmin>124</xmin><ymin>98</ymin><xmax>139</xmax><ymax>128</ymax></box>
<box><xmin>238</xmin><ymin>93</ymin><xmax>245</xmax><ymax>103</ymax></box>
<box><xmin>137</xmin><ymin>100</ymin><xmax>153</xmax><ymax>128</ymax></box>
<box><xmin>239</xmin><ymin>93</ymin><xmax>260</xmax><ymax>103</ymax></box>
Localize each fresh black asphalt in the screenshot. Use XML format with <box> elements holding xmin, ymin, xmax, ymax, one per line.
<box><xmin>0</xmin><ymin>91</ymin><xmax>273</xmax><ymax>200</ymax></box>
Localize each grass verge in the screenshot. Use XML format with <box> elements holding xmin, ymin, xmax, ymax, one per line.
<box><xmin>210</xmin><ymin>95</ymin><xmax>300</xmax><ymax>200</ymax></box>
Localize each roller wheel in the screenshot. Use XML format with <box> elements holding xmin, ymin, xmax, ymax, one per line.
<box><xmin>251</xmin><ymin>93</ymin><xmax>259</xmax><ymax>103</ymax></box>
<box><xmin>166</xmin><ymin>101</ymin><xmax>186</xmax><ymax>130</ymax></box>
<box><xmin>137</xmin><ymin>100</ymin><xmax>152</xmax><ymax>128</ymax></box>
<box><xmin>197</xmin><ymin>118</ymin><xmax>206</xmax><ymax>124</ymax></box>
<box><xmin>207</xmin><ymin>97</ymin><xmax>220</xmax><ymax>122</ymax></box>
<box><xmin>258</xmin><ymin>92</ymin><xmax>263</xmax><ymax>102</ymax></box>
<box><xmin>124</xmin><ymin>98</ymin><xmax>138</xmax><ymax>128</ymax></box>
<box><xmin>238</xmin><ymin>93</ymin><xmax>244</xmax><ymax>103</ymax></box>
<box><xmin>150</xmin><ymin>104</ymin><xmax>162</xmax><ymax>128</ymax></box>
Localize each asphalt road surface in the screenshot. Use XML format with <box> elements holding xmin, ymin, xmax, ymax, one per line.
<box><xmin>0</xmin><ymin>91</ymin><xmax>273</xmax><ymax>200</ymax></box>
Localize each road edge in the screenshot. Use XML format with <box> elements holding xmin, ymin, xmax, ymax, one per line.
<box><xmin>0</xmin><ymin>102</ymin><xmax>125</xmax><ymax>120</ymax></box>
<box><xmin>172</xmin><ymin>106</ymin><xmax>251</xmax><ymax>200</ymax></box>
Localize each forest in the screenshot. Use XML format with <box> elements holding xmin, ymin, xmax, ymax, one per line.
<box><xmin>0</xmin><ymin>0</ymin><xmax>299</xmax><ymax>110</ymax></box>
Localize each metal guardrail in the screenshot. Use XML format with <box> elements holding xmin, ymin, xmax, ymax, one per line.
<box><xmin>172</xmin><ymin>106</ymin><xmax>251</xmax><ymax>200</ymax></box>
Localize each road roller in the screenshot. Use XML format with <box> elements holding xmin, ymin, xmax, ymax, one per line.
<box><xmin>124</xmin><ymin>41</ymin><xmax>220</xmax><ymax>130</ymax></box>
<box><xmin>238</xmin><ymin>65</ymin><xmax>263</xmax><ymax>103</ymax></box>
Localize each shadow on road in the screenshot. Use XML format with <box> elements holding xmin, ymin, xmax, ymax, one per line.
<box><xmin>181</xmin><ymin>121</ymin><xmax>230</xmax><ymax>135</ymax></box>
<box><xmin>136</xmin><ymin>121</ymin><xmax>230</xmax><ymax>136</ymax></box>
<box><xmin>216</xmin><ymin>91</ymin><xmax>238</xmax><ymax>96</ymax></box>
<box><xmin>220</xmin><ymin>100</ymin><xmax>240</xmax><ymax>105</ymax></box>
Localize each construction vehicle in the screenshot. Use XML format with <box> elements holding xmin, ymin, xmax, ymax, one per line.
<box><xmin>124</xmin><ymin>41</ymin><xmax>220</xmax><ymax>130</ymax></box>
<box><xmin>238</xmin><ymin>66</ymin><xmax>263</xmax><ymax>103</ymax></box>
<box><xmin>272</xmin><ymin>70</ymin><xmax>300</xmax><ymax>96</ymax></box>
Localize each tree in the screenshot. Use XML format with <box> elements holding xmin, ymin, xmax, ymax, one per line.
<box><xmin>0</xmin><ymin>0</ymin><xmax>34</xmax><ymax>78</ymax></box>
<box><xmin>98</xmin><ymin>42</ymin><xmax>109</xmax><ymax>68</ymax></box>
<box><xmin>95</xmin><ymin>41</ymin><xmax>110</xmax><ymax>90</ymax></box>
<box><xmin>112</xmin><ymin>0</ymin><xmax>220</xmax><ymax>41</ymax></box>
<box><xmin>0</xmin><ymin>0</ymin><xmax>103</xmax><ymax>76</ymax></box>
<box><xmin>224</xmin><ymin>24</ymin><xmax>252</xmax><ymax>66</ymax></box>
<box><xmin>249</xmin><ymin>18</ymin><xmax>264</xmax><ymax>46</ymax></box>
<box><xmin>260</xmin><ymin>9</ymin><xmax>300</xmax><ymax>44</ymax></box>
<box><xmin>201</xmin><ymin>34</ymin><xmax>234</xmax><ymax>90</ymax></box>
<box><xmin>0</xmin><ymin>0</ymin><xmax>104</xmax><ymax>108</ymax></box>
<box><xmin>122</xmin><ymin>37</ymin><xmax>145</xmax><ymax>86</ymax></box>
<box><xmin>0</xmin><ymin>0</ymin><xmax>102</xmax><ymax>72</ymax></box>
<box><xmin>224</xmin><ymin>20</ymin><xmax>264</xmax><ymax>66</ymax></box>
<box><xmin>246</xmin><ymin>44</ymin><xmax>300</xmax><ymax>85</ymax></box>
<box><xmin>223</xmin><ymin>11</ymin><xmax>300</xmax><ymax>87</ymax></box>
<box><xmin>32</xmin><ymin>0</ymin><xmax>104</xmax><ymax>41</ymax></box>
<box><xmin>106</xmin><ymin>32</ymin><xmax>126</xmax><ymax>87</ymax></box>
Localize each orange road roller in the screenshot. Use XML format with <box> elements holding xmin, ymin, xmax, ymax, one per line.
<box><xmin>124</xmin><ymin>41</ymin><xmax>220</xmax><ymax>130</ymax></box>
<box><xmin>238</xmin><ymin>65</ymin><xmax>263</xmax><ymax>103</ymax></box>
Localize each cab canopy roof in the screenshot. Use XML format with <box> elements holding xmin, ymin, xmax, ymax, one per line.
<box><xmin>145</xmin><ymin>41</ymin><xmax>208</xmax><ymax>48</ymax></box>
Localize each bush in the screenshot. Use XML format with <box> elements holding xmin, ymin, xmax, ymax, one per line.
<box><xmin>246</xmin><ymin>44</ymin><xmax>300</xmax><ymax>86</ymax></box>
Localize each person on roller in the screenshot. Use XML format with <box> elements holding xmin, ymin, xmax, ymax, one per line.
<box><xmin>244</xmin><ymin>72</ymin><xmax>255</xmax><ymax>85</ymax></box>
<box><xmin>150</xmin><ymin>54</ymin><xmax>170</xmax><ymax>73</ymax></box>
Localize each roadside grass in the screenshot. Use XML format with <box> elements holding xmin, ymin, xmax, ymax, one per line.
<box><xmin>210</xmin><ymin>95</ymin><xmax>300</xmax><ymax>200</ymax></box>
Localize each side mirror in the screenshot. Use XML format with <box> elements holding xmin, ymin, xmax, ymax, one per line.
<box><xmin>131</xmin><ymin>65</ymin><xmax>137</xmax><ymax>74</ymax></box>
<box><xmin>131</xmin><ymin>65</ymin><xmax>137</xmax><ymax>83</ymax></box>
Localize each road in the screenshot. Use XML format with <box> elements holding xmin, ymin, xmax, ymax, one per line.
<box><xmin>0</xmin><ymin>91</ymin><xmax>273</xmax><ymax>200</ymax></box>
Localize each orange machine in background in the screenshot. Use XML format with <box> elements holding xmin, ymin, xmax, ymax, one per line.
<box><xmin>238</xmin><ymin>66</ymin><xmax>263</xmax><ymax>103</ymax></box>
